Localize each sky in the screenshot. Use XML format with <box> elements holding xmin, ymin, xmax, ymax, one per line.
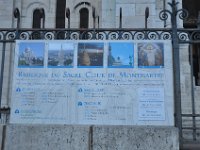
<box><xmin>109</xmin><ymin>42</ymin><xmax>134</xmax><ymax>64</ymax></box>
<box><xmin>19</xmin><ymin>42</ymin><xmax>45</xmax><ymax>57</ymax></box>
<box><xmin>49</xmin><ymin>43</ymin><xmax>74</xmax><ymax>51</ymax></box>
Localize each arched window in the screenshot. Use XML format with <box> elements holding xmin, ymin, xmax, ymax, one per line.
<box><xmin>32</xmin><ymin>9</ymin><xmax>41</xmax><ymax>28</ymax></box>
<box><xmin>32</xmin><ymin>9</ymin><xmax>45</xmax><ymax>39</ymax></box>
<box><xmin>56</xmin><ymin>0</ymin><xmax>66</xmax><ymax>28</ymax></box>
<box><xmin>80</xmin><ymin>8</ymin><xmax>89</xmax><ymax>29</ymax></box>
<box><xmin>183</xmin><ymin>0</ymin><xmax>200</xmax><ymax>28</ymax></box>
<box><xmin>183</xmin><ymin>0</ymin><xmax>200</xmax><ymax>85</ymax></box>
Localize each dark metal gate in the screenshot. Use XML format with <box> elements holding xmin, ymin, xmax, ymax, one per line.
<box><xmin>0</xmin><ymin>0</ymin><xmax>200</xmax><ymax>149</ymax></box>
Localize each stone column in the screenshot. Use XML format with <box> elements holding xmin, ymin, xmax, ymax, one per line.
<box><xmin>101</xmin><ymin>0</ymin><xmax>116</xmax><ymax>28</ymax></box>
<box><xmin>177</xmin><ymin>0</ymin><xmax>183</xmax><ymax>28</ymax></box>
<box><xmin>0</xmin><ymin>0</ymin><xmax>14</xmax><ymax>108</ymax></box>
<box><xmin>164</xmin><ymin>0</ymin><xmax>172</xmax><ymax>28</ymax></box>
<box><xmin>155</xmin><ymin>0</ymin><xmax>165</xmax><ymax>28</ymax></box>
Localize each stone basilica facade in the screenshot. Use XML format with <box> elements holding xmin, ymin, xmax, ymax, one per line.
<box><xmin>0</xmin><ymin>0</ymin><xmax>170</xmax><ymax>29</ymax></box>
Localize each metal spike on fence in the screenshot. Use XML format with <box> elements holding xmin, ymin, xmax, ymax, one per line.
<box><xmin>119</xmin><ymin>7</ymin><xmax>122</xmax><ymax>28</ymax></box>
<box><xmin>66</xmin><ymin>8</ymin><xmax>70</xmax><ymax>29</ymax></box>
<box><xmin>13</xmin><ymin>8</ymin><xmax>20</xmax><ymax>29</ymax></box>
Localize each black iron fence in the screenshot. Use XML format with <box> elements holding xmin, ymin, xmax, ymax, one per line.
<box><xmin>1</xmin><ymin>28</ymin><xmax>200</xmax><ymax>42</ymax></box>
<box><xmin>0</xmin><ymin>0</ymin><xmax>200</xmax><ymax>149</ymax></box>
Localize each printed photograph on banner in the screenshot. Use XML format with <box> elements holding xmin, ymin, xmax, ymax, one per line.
<box><xmin>138</xmin><ymin>43</ymin><xmax>164</xmax><ymax>68</ymax></box>
<box><xmin>108</xmin><ymin>42</ymin><xmax>134</xmax><ymax>68</ymax></box>
<box><xmin>78</xmin><ymin>42</ymin><xmax>104</xmax><ymax>68</ymax></box>
<box><xmin>48</xmin><ymin>43</ymin><xmax>74</xmax><ymax>68</ymax></box>
<box><xmin>18</xmin><ymin>42</ymin><xmax>45</xmax><ymax>68</ymax></box>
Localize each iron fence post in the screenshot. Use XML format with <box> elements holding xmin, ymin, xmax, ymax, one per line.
<box><xmin>14</xmin><ymin>8</ymin><xmax>20</xmax><ymax>39</ymax></box>
<box><xmin>0</xmin><ymin>8</ymin><xmax>20</xmax><ymax>118</ymax></box>
<box><xmin>0</xmin><ymin>34</ymin><xmax>6</xmax><ymax>118</ymax></box>
<box><xmin>145</xmin><ymin>7</ymin><xmax>149</xmax><ymax>39</ymax></box>
<box><xmin>170</xmin><ymin>0</ymin><xmax>183</xmax><ymax>145</ymax></box>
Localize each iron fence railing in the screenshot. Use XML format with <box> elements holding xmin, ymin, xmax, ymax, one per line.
<box><xmin>1</xmin><ymin>28</ymin><xmax>172</xmax><ymax>41</ymax></box>
<box><xmin>0</xmin><ymin>28</ymin><xmax>200</xmax><ymax>42</ymax></box>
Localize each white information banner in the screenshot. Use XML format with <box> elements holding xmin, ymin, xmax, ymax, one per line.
<box><xmin>10</xmin><ymin>40</ymin><xmax>174</xmax><ymax>125</ymax></box>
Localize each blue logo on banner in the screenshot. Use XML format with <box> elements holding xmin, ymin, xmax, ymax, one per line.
<box><xmin>78</xmin><ymin>88</ymin><xmax>83</xmax><ymax>92</ymax></box>
<box><xmin>78</xmin><ymin>101</ymin><xmax>83</xmax><ymax>106</ymax></box>
<box><xmin>16</xmin><ymin>88</ymin><xmax>21</xmax><ymax>92</ymax></box>
<box><xmin>15</xmin><ymin>109</ymin><xmax>19</xmax><ymax>114</ymax></box>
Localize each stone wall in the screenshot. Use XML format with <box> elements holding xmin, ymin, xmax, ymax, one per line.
<box><xmin>0</xmin><ymin>1</ymin><xmax>15</xmax><ymax>108</ymax></box>
<box><xmin>0</xmin><ymin>124</ymin><xmax>179</xmax><ymax>150</ymax></box>
<box><xmin>117</xmin><ymin>0</ymin><xmax>157</xmax><ymax>28</ymax></box>
<box><xmin>15</xmin><ymin>0</ymin><xmax>56</xmax><ymax>28</ymax></box>
<box><xmin>0</xmin><ymin>0</ymin><xmax>13</xmax><ymax>28</ymax></box>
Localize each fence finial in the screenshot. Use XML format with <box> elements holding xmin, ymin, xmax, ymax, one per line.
<box><xmin>92</xmin><ymin>7</ymin><xmax>96</xmax><ymax>29</ymax></box>
<box><xmin>39</xmin><ymin>8</ymin><xmax>45</xmax><ymax>28</ymax></box>
<box><xmin>145</xmin><ymin>7</ymin><xmax>149</xmax><ymax>29</ymax></box>
<box><xmin>66</xmin><ymin>8</ymin><xmax>70</xmax><ymax>29</ymax></box>
<box><xmin>13</xmin><ymin>8</ymin><xmax>20</xmax><ymax>29</ymax></box>
<box><xmin>119</xmin><ymin>7</ymin><xmax>122</xmax><ymax>28</ymax></box>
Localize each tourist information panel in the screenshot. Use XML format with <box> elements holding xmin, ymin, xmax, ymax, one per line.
<box><xmin>10</xmin><ymin>40</ymin><xmax>174</xmax><ymax>125</ymax></box>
